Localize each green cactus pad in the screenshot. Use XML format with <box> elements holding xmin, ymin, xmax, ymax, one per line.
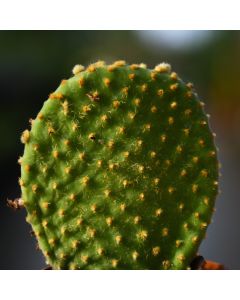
<box><xmin>20</xmin><ymin>61</ymin><xmax>219</xmax><ymax>269</ymax></box>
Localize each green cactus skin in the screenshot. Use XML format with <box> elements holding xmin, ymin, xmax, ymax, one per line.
<box><xmin>19</xmin><ymin>61</ymin><xmax>219</xmax><ymax>270</ymax></box>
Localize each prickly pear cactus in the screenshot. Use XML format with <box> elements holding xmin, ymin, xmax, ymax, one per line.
<box><xmin>19</xmin><ymin>61</ymin><xmax>219</xmax><ymax>269</ymax></box>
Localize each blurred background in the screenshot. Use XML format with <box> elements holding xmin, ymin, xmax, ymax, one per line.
<box><xmin>0</xmin><ymin>30</ymin><xmax>239</xmax><ymax>269</ymax></box>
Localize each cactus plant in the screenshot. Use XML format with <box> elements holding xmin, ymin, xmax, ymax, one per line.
<box><xmin>19</xmin><ymin>60</ymin><xmax>219</xmax><ymax>270</ymax></box>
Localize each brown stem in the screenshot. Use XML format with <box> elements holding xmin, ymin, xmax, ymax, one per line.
<box><xmin>43</xmin><ymin>265</ymin><xmax>52</xmax><ymax>270</ymax></box>
<box><xmin>202</xmin><ymin>260</ymin><xmax>224</xmax><ymax>270</ymax></box>
<box><xmin>191</xmin><ymin>255</ymin><xmax>224</xmax><ymax>270</ymax></box>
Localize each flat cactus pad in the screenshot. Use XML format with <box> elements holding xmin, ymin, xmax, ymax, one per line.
<box><xmin>20</xmin><ymin>61</ymin><xmax>219</xmax><ymax>269</ymax></box>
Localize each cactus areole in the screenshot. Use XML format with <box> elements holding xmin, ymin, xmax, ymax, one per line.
<box><xmin>20</xmin><ymin>61</ymin><xmax>219</xmax><ymax>269</ymax></box>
